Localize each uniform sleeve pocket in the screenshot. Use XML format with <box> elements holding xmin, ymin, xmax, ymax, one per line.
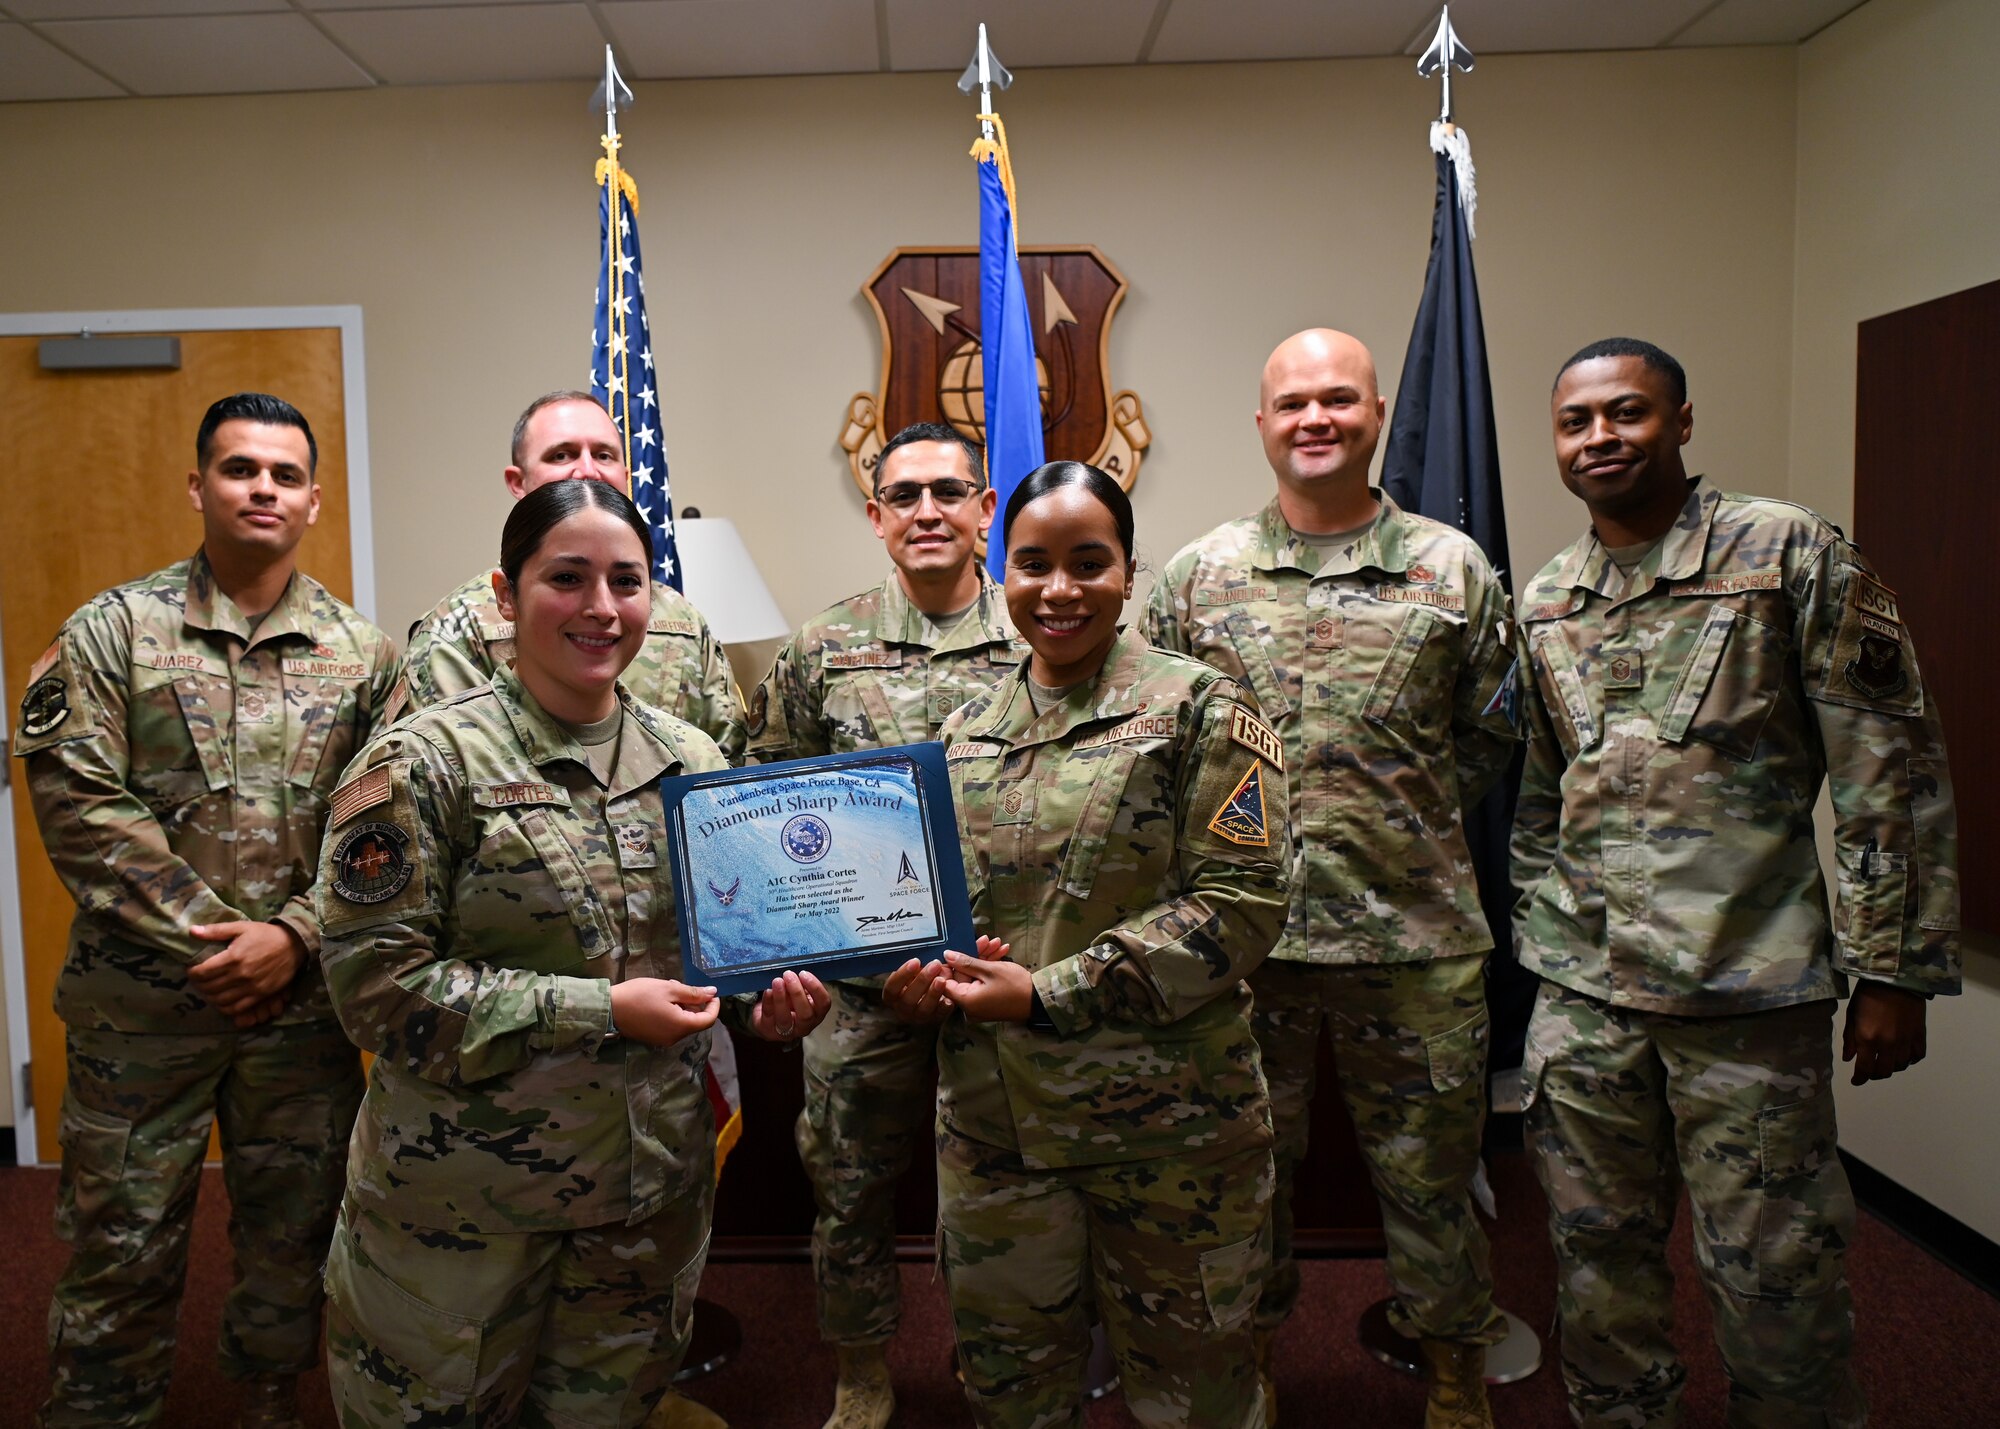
<box><xmin>323</xmin><ymin>1220</ymin><xmax>484</xmax><ymax>1394</ymax></box>
<box><xmin>1425</xmin><ymin>1010</ymin><xmax>1491</xmax><ymax>1094</ymax></box>
<box><xmin>1910</xmin><ymin>758</ymin><xmax>1960</xmax><ymax>933</ymax></box>
<box><xmin>1835</xmin><ymin>850</ymin><xmax>1909</xmax><ymax>972</ymax></box>
<box><xmin>1197</xmin><ymin>1229</ymin><xmax>1269</xmax><ymax>1334</ymax></box>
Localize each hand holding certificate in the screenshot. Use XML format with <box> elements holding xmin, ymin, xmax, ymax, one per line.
<box><xmin>660</xmin><ymin>743</ymin><xmax>976</xmax><ymax>995</ymax></box>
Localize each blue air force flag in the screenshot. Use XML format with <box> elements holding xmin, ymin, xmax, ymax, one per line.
<box><xmin>591</xmin><ymin>162</ymin><xmax>680</xmax><ymax>591</ymax></box>
<box><xmin>976</xmin><ymin>150</ymin><xmax>1045</xmax><ymax>580</ymax></box>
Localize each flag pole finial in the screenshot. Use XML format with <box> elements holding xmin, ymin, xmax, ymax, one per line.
<box><xmin>1416</xmin><ymin>5</ymin><xmax>1474</xmax><ymax>125</ymax></box>
<box><xmin>590</xmin><ymin>44</ymin><xmax>634</xmax><ymax>147</ymax></box>
<box><xmin>957</xmin><ymin>22</ymin><xmax>1014</xmax><ymax>144</ymax></box>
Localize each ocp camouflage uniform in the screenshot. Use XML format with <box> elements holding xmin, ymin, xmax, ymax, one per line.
<box><xmin>315</xmin><ymin>664</ymin><xmax>735</xmax><ymax>1427</ymax></box>
<box><xmin>13</xmin><ymin>551</ymin><xmax>397</xmax><ymax>1425</ymax></box>
<box><xmin>936</xmin><ymin>628</ymin><xmax>1291</xmax><ymax>1429</ymax></box>
<box><xmin>747</xmin><ymin>571</ymin><xmax>1025</xmax><ymax>1348</ymax></box>
<box><xmin>1145</xmin><ymin>493</ymin><xmax>1519</xmax><ymax>1348</ymax></box>
<box><xmin>1510</xmin><ymin>481</ymin><xmax>1960</xmax><ymax>1428</ymax></box>
<box><xmin>391</xmin><ymin>568</ymin><xmax>745</xmax><ymax>760</ymax></box>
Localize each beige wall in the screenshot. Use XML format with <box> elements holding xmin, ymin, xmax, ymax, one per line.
<box><xmin>0</xmin><ymin>48</ymin><xmax>1800</xmax><ymax>1136</ymax></box>
<box><xmin>1793</xmin><ymin>0</ymin><xmax>2000</xmax><ymax>1242</ymax></box>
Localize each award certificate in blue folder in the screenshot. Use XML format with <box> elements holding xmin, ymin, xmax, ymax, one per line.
<box><xmin>659</xmin><ymin>743</ymin><xmax>975</xmax><ymax>995</ymax></box>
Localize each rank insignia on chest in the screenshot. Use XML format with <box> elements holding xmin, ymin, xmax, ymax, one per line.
<box><xmin>330</xmin><ymin>821</ymin><xmax>415</xmax><ymax>905</ymax></box>
<box><xmin>1604</xmin><ymin>648</ymin><xmax>1643</xmax><ymax>689</ymax></box>
<box><xmin>1207</xmin><ymin>762</ymin><xmax>1271</xmax><ymax>847</ymax></box>
<box><xmin>616</xmin><ymin>821</ymin><xmax>657</xmax><ymax>869</ymax></box>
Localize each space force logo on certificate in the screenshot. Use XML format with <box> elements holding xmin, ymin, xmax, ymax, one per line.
<box><xmin>659</xmin><ymin>743</ymin><xmax>976</xmax><ymax>994</ymax></box>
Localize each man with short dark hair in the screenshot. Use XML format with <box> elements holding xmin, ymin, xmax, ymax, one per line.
<box><xmin>1512</xmin><ymin>338</ymin><xmax>1960</xmax><ymax>1427</ymax></box>
<box><xmin>16</xmin><ymin>393</ymin><xmax>399</xmax><ymax>1428</ymax></box>
<box><xmin>748</xmin><ymin>420</ymin><xmax>1023</xmax><ymax>1429</ymax></box>
<box><xmin>393</xmin><ymin>391</ymin><xmax>742</xmax><ymax>757</ymax></box>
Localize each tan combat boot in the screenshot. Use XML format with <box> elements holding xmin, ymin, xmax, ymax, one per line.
<box><xmin>1253</xmin><ymin>1328</ymin><xmax>1277</xmax><ymax>1427</ymax></box>
<box><xmin>648</xmin><ymin>1389</ymin><xmax>729</xmax><ymax>1428</ymax></box>
<box><xmin>823</xmin><ymin>1342</ymin><xmax>895</xmax><ymax>1429</ymax></box>
<box><xmin>237</xmin><ymin>1374</ymin><xmax>303</xmax><ymax>1429</ymax></box>
<box><xmin>1418</xmin><ymin>1339</ymin><xmax>1494</xmax><ymax>1429</ymax></box>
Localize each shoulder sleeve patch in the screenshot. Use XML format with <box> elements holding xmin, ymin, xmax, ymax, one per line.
<box><xmin>1207</xmin><ymin>761</ymin><xmax>1271</xmax><ymax>847</ymax></box>
<box><xmin>1227</xmin><ymin>704</ymin><xmax>1284</xmax><ymax>771</ymax></box>
<box><xmin>1819</xmin><ymin>570</ymin><xmax>1922</xmax><ymax>714</ymax></box>
<box><xmin>328</xmin><ymin>820</ymin><xmax>416</xmax><ymax>907</ymax></box>
<box><xmin>331</xmin><ymin>765</ymin><xmax>393</xmax><ymax>827</ymax></box>
<box><xmin>13</xmin><ymin>638</ymin><xmax>96</xmax><ymax>755</ymax></box>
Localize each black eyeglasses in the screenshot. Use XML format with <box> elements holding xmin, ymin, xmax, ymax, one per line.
<box><xmin>875</xmin><ymin>478</ymin><xmax>983</xmax><ymax>512</ymax></box>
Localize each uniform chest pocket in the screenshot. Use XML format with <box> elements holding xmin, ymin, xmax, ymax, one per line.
<box><xmin>1215</xmin><ymin>612</ymin><xmax>1294</xmax><ymax>722</ymax></box>
<box><xmin>1528</xmin><ymin>626</ymin><xmax>1599</xmax><ymax>759</ymax></box>
<box><xmin>1362</xmin><ymin>606</ymin><xmax>1458</xmax><ymax>740</ymax></box>
<box><xmin>284</xmin><ymin>682</ymin><xmax>364</xmax><ymax>792</ymax></box>
<box><xmin>1049</xmin><ymin>744</ymin><xmax>1174</xmax><ymax>901</ymax></box>
<box><xmin>127</xmin><ymin>670</ymin><xmax>230</xmax><ymax>809</ymax></box>
<box><xmin>459</xmin><ymin>807</ymin><xmax>609</xmax><ymax>972</ymax></box>
<box><xmin>1658</xmin><ymin>607</ymin><xmax>1785</xmax><ymax>760</ymax></box>
<box><xmin>820</xmin><ymin>671</ymin><xmax>904</xmax><ymax>751</ymax></box>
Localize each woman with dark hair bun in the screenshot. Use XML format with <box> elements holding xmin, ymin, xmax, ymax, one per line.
<box><xmin>887</xmin><ymin>461</ymin><xmax>1292</xmax><ymax>1428</ymax></box>
<box><xmin>315</xmin><ymin>478</ymin><xmax>829</xmax><ymax>1425</ymax></box>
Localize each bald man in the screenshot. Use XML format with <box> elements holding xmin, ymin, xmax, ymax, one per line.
<box><xmin>1146</xmin><ymin>330</ymin><xmax>1521</xmax><ymax>1428</ymax></box>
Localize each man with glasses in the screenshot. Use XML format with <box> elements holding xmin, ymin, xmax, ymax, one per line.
<box><xmin>747</xmin><ymin>421</ymin><xmax>1025</xmax><ymax>1429</ymax></box>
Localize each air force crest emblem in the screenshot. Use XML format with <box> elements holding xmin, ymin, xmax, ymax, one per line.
<box><xmin>840</xmin><ymin>246</ymin><xmax>1152</xmax><ymax>495</ymax></box>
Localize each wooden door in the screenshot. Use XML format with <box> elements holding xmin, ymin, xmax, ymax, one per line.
<box><xmin>0</xmin><ymin>327</ymin><xmax>352</xmax><ymax>1164</ymax></box>
<box><xmin>1855</xmin><ymin>280</ymin><xmax>1998</xmax><ymax>938</ymax></box>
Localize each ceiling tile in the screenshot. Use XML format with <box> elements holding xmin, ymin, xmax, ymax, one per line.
<box><xmin>885</xmin><ymin>0</ymin><xmax>1157</xmax><ymax>73</ymax></box>
<box><xmin>1670</xmin><ymin>0</ymin><xmax>1869</xmax><ymax>47</ymax></box>
<box><xmin>0</xmin><ymin>21</ymin><xmax>122</xmax><ymax>99</ymax></box>
<box><xmin>1151</xmin><ymin>0</ymin><xmax>1437</xmax><ymax>64</ymax></box>
<box><xmin>7</xmin><ymin>0</ymin><xmax>280</xmax><ymax>17</ymax></box>
<box><xmin>319</xmin><ymin>3</ymin><xmax>606</xmax><ymax>84</ymax></box>
<box><xmin>40</xmin><ymin>13</ymin><xmax>374</xmax><ymax>95</ymax></box>
<box><xmin>305</xmin><ymin>0</ymin><xmax>572</xmax><ymax>10</ymax></box>
<box><xmin>1418</xmin><ymin>0</ymin><xmax>1717</xmax><ymax>54</ymax></box>
<box><xmin>602</xmin><ymin>0</ymin><xmax>878</xmax><ymax>80</ymax></box>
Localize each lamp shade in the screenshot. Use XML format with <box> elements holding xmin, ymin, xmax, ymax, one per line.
<box><xmin>674</xmin><ymin>517</ymin><xmax>789</xmax><ymax>644</ymax></box>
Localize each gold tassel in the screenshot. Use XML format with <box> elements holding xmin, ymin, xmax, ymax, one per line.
<box><xmin>968</xmin><ymin>111</ymin><xmax>1020</xmax><ymax>241</ymax></box>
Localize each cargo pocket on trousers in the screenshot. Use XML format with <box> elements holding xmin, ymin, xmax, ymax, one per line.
<box><xmin>1747</xmin><ymin>1098</ymin><xmax>1847</xmax><ymax>1300</ymax></box>
<box><xmin>671</xmin><ymin>1231</ymin><xmax>712</xmax><ymax>1348</ymax></box>
<box><xmin>1198</xmin><ymin>1231</ymin><xmax>1267</xmax><ymax>1334</ymax></box>
<box><xmin>54</xmin><ymin>1098</ymin><xmax>133</xmax><ymax>1255</ymax></box>
<box><xmin>1425</xmin><ymin>1011</ymin><xmax>1491</xmax><ymax>1094</ymax></box>
<box><xmin>323</xmin><ymin>1220</ymin><xmax>483</xmax><ymax>1395</ymax></box>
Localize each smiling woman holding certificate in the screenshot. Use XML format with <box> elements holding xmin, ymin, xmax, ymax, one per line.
<box><xmin>313</xmin><ymin>479</ymin><xmax>828</xmax><ymax>1427</ymax></box>
<box><xmin>886</xmin><ymin>462</ymin><xmax>1291</xmax><ymax>1429</ymax></box>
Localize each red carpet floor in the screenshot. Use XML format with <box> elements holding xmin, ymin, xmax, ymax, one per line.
<box><xmin>2</xmin><ymin>1153</ymin><xmax>1995</xmax><ymax>1427</ymax></box>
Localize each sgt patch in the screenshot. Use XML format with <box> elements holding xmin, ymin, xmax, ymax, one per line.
<box><xmin>1227</xmin><ymin>705</ymin><xmax>1284</xmax><ymax>771</ymax></box>
<box><xmin>1822</xmin><ymin>569</ymin><xmax>1920</xmax><ymax>713</ymax></box>
<box><xmin>20</xmin><ymin>675</ymin><xmax>70</xmax><ymax>738</ymax></box>
<box><xmin>1207</xmin><ymin>762</ymin><xmax>1270</xmax><ymax>847</ymax></box>
<box><xmin>329</xmin><ymin>822</ymin><xmax>415</xmax><ymax>905</ymax></box>
<box><xmin>331</xmin><ymin>766</ymin><xmax>393</xmax><ymax>827</ymax></box>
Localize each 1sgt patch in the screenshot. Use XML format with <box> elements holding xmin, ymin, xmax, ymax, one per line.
<box><xmin>20</xmin><ymin>675</ymin><xmax>71</xmax><ymax>738</ymax></box>
<box><xmin>329</xmin><ymin>822</ymin><xmax>415</xmax><ymax>905</ymax></box>
<box><xmin>1822</xmin><ymin>570</ymin><xmax>1921</xmax><ymax>714</ymax></box>
<box><xmin>1207</xmin><ymin>762</ymin><xmax>1271</xmax><ymax>847</ymax></box>
<box><xmin>1227</xmin><ymin>705</ymin><xmax>1284</xmax><ymax>771</ymax></box>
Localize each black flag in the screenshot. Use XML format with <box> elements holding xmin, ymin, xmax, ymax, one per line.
<box><xmin>1380</xmin><ymin>139</ymin><xmax>1535</xmax><ymax>1074</ymax></box>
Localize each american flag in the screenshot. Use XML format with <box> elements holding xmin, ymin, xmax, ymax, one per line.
<box><xmin>590</xmin><ymin>153</ymin><xmax>680</xmax><ymax>591</ymax></box>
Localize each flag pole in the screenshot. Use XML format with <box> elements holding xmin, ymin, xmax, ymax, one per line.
<box><xmin>593</xmin><ymin>46</ymin><xmax>636</xmax><ymax>479</ymax></box>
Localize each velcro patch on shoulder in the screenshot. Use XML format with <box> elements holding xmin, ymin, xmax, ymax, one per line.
<box><xmin>1075</xmin><ymin>714</ymin><xmax>1177</xmax><ymax>751</ymax></box>
<box><xmin>1195</xmin><ymin>585</ymin><xmax>1278</xmax><ymax>607</ymax></box>
<box><xmin>1669</xmin><ymin>569</ymin><xmax>1782</xmax><ymax>597</ymax></box>
<box><xmin>1207</xmin><ymin>762</ymin><xmax>1271</xmax><ymax>847</ymax></box>
<box><xmin>330</xmin><ymin>765</ymin><xmax>393</xmax><ymax>827</ymax></box>
<box><xmin>1227</xmin><ymin>705</ymin><xmax>1284</xmax><ymax>771</ymax></box>
<box><xmin>473</xmin><ymin>781</ymin><xmax>570</xmax><ymax>809</ymax></box>
<box><xmin>946</xmin><ymin>740</ymin><xmax>1004</xmax><ymax>760</ymax></box>
<box><xmin>822</xmin><ymin>647</ymin><xmax>899</xmax><ymax>670</ymax></box>
<box><xmin>328</xmin><ymin>820</ymin><xmax>416</xmax><ymax>907</ymax></box>
<box><xmin>27</xmin><ymin>641</ymin><xmax>59</xmax><ymax>684</ymax></box>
